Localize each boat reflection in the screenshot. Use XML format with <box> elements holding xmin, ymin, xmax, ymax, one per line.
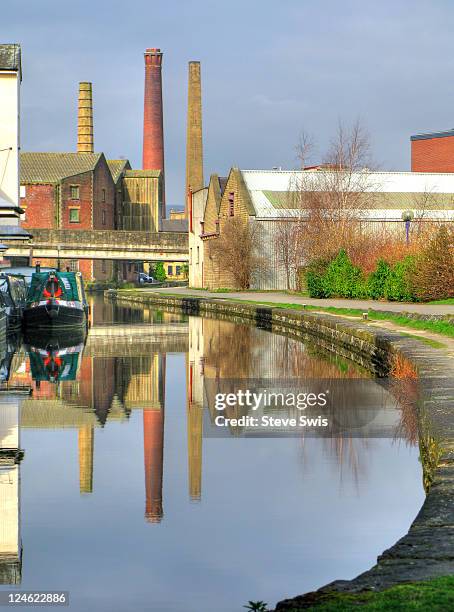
<box><xmin>24</xmin><ymin>329</ymin><xmax>87</xmax><ymax>384</ymax></box>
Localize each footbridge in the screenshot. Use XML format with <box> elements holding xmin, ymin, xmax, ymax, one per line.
<box><xmin>5</xmin><ymin>229</ymin><xmax>189</xmax><ymax>262</ymax></box>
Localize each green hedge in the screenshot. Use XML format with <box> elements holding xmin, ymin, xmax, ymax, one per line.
<box><xmin>305</xmin><ymin>251</ymin><xmax>417</xmax><ymax>301</ymax></box>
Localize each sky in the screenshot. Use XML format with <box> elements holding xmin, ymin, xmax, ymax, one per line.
<box><xmin>3</xmin><ymin>0</ymin><xmax>454</xmax><ymax>207</ymax></box>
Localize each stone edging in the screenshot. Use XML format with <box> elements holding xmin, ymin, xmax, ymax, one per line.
<box><xmin>107</xmin><ymin>290</ymin><xmax>454</xmax><ymax>610</ymax></box>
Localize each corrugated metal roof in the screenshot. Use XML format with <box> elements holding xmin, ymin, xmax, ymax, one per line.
<box><xmin>107</xmin><ymin>159</ymin><xmax>131</xmax><ymax>183</ymax></box>
<box><xmin>240</xmin><ymin>169</ymin><xmax>454</xmax><ymax>217</ymax></box>
<box><xmin>20</xmin><ymin>152</ymin><xmax>102</xmax><ymax>184</ymax></box>
<box><xmin>0</xmin><ymin>44</ymin><xmax>21</xmax><ymax>72</ymax></box>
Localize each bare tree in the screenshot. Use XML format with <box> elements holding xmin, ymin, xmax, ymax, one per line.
<box><xmin>295</xmin><ymin>119</ymin><xmax>380</xmax><ymax>263</ymax></box>
<box><xmin>208</xmin><ymin>217</ymin><xmax>266</xmax><ymax>289</ymax></box>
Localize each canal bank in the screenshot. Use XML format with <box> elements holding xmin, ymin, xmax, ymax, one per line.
<box><xmin>106</xmin><ymin>289</ymin><xmax>454</xmax><ymax>610</ymax></box>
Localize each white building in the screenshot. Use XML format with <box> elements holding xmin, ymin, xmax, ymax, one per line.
<box><xmin>189</xmin><ymin>187</ymin><xmax>208</xmax><ymax>287</ymax></box>
<box><xmin>0</xmin><ymin>395</ymin><xmax>22</xmax><ymax>584</ymax></box>
<box><xmin>0</xmin><ymin>44</ymin><xmax>30</xmax><ymax>242</ymax></box>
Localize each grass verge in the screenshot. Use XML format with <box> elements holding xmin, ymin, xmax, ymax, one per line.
<box><xmin>115</xmin><ymin>290</ymin><xmax>454</xmax><ymax>341</ymax></box>
<box><xmin>284</xmin><ymin>575</ymin><xmax>454</xmax><ymax>610</ymax></box>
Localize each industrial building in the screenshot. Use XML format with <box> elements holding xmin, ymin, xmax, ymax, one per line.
<box><xmin>191</xmin><ymin>168</ymin><xmax>454</xmax><ymax>290</ymax></box>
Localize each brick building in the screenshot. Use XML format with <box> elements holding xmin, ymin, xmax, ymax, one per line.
<box><xmin>411</xmin><ymin>129</ymin><xmax>454</xmax><ymax>172</ymax></box>
<box><xmin>20</xmin><ymin>152</ymin><xmax>120</xmax><ymax>280</ymax></box>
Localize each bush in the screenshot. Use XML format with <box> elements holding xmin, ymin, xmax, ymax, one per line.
<box><xmin>367</xmin><ymin>259</ymin><xmax>391</xmax><ymax>300</ymax></box>
<box><xmin>412</xmin><ymin>226</ymin><xmax>454</xmax><ymax>301</ymax></box>
<box><xmin>306</xmin><ymin>259</ymin><xmax>330</xmax><ymax>298</ymax></box>
<box><xmin>323</xmin><ymin>250</ymin><xmax>366</xmax><ymax>298</ymax></box>
<box><xmin>384</xmin><ymin>256</ymin><xmax>417</xmax><ymax>301</ymax></box>
<box><xmin>154</xmin><ymin>262</ymin><xmax>167</xmax><ymax>282</ymax></box>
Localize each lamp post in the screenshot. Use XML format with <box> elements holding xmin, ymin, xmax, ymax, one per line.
<box><xmin>402</xmin><ymin>210</ymin><xmax>414</xmax><ymax>246</ymax></box>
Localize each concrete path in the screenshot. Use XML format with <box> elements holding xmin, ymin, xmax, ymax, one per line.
<box><xmin>149</xmin><ymin>286</ymin><xmax>454</xmax><ymax>315</ymax></box>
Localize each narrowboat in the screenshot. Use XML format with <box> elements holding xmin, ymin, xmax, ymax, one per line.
<box><xmin>24</xmin><ymin>269</ymin><xmax>89</xmax><ymax>329</ymax></box>
<box><xmin>0</xmin><ymin>273</ymin><xmax>27</xmax><ymax>329</ymax></box>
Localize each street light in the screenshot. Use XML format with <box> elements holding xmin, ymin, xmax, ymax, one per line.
<box><xmin>402</xmin><ymin>210</ymin><xmax>414</xmax><ymax>245</ymax></box>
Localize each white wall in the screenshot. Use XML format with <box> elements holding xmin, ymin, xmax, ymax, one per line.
<box><xmin>0</xmin><ymin>71</ymin><xmax>20</xmax><ymax>206</ymax></box>
<box><xmin>189</xmin><ymin>188</ymin><xmax>208</xmax><ymax>288</ymax></box>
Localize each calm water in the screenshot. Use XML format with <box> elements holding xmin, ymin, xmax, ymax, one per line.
<box><xmin>0</xmin><ymin>296</ymin><xmax>424</xmax><ymax>611</ymax></box>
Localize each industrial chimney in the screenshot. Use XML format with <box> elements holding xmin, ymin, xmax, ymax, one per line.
<box><xmin>77</xmin><ymin>82</ymin><xmax>94</xmax><ymax>153</ymax></box>
<box><xmin>185</xmin><ymin>61</ymin><xmax>204</xmax><ymax>216</ymax></box>
<box><xmin>143</xmin><ymin>48</ymin><xmax>165</xmax><ymax>203</ymax></box>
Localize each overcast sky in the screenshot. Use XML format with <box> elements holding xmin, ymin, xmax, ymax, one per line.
<box><xmin>3</xmin><ymin>0</ymin><xmax>454</xmax><ymax>206</ymax></box>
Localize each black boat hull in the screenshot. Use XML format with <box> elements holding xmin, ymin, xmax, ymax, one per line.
<box><xmin>23</xmin><ymin>303</ymin><xmax>87</xmax><ymax>329</ymax></box>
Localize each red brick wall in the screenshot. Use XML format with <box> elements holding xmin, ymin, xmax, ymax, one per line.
<box><xmin>411</xmin><ymin>136</ymin><xmax>454</xmax><ymax>172</ymax></box>
<box><xmin>21</xmin><ymin>184</ymin><xmax>56</xmax><ymax>228</ymax></box>
<box><xmin>61</xmin><ymin>172</ymin><xmax>93</xmax><ymax>229</ymax></box>
<box><xmin>92</xmin><ymin>161</ymin><xmax>116</xmax><ymax>229</ymax></box>
<box><xmin>31</xmin><ymin>257</ymin><xmax>94</xmax><ymax>280</ymax></box>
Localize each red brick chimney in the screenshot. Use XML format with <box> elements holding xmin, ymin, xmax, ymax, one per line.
<box><xmin>143</xmin><ymin>48</ymin><xmax>165</xmax><ymax>203</ymax></box>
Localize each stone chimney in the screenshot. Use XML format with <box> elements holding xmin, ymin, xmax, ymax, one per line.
<box><xmin>185</xmin><ymin>61</ymin><xmax>203</xmax><ymax>215</ymax></box>
<box><xmin>143</xmin><ymin>48</ymin><xmax>165</xmax><ymax>203</ymax></box>
<box><xmin>77</xmin><ymin>82</ymin><xmax>94</xmax><ymax>153</ymax></box>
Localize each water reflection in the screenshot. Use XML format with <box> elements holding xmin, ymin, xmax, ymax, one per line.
<box><xmin>0</xmin><ymin>297</ymin><xmax>423</xmax><ymax>611</ymax></box>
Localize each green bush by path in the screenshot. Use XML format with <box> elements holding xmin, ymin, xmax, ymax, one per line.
<box><xmin>367</xmin><ymin>259</ymin><xmax>391</xmax><ymax>300</ymax></box>
<box><xmin>305</xmin><ymin>251</ymin><xmax>417</xmax><ymax>301</ymax></box>
<box><xmin>306</xmin><ymin>258</ymin><xmax>330</xmax><ymax>298</ymax></box>
<box><xmin>323</xmin><ymin>250</ymin><xmax>366</xmax><ymax>298</ymax></box>
<box><xmin>384</xmin><ymin>256</ymin><xmax>417</xmax><ymax>301</ymax></box>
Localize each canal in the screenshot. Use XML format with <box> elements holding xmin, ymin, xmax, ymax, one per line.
<box><xmin>0</xmin><ymin>295</ymin><xmax>425</xmax><ymax>611</ymax></box>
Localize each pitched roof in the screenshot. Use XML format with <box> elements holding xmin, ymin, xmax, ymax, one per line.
<box><xmin>0</xmin><ymin>44</ymin><xmax>21</xmax><ymax>72</ymax></box>
<box><xmin>240</xmin><ymin>169</ymin><xmax>454</xmax><ymax>217</ymax></box>
<box><xmin>160</xmin><ymin>218</ymin><xmax>188</xmax><ymax>232</ymax></box>
<box><xmin>107</xmin><ymin>159</ymin><xmax>131</xmax><ymax>183</ymax></box>
<box><xmin>218</xmin><ymin>177</ymin><xmax>228</xmax><ymax>195</ymax></box>
<box><xmin>20</xmin><ymin>152</ymin><xmax>102</xmax><ymax>184</ymax></box>
<box><xmin>124</xmin><ymin>169</ymin><xmax>161</xmax><ymax>178</ymax></box>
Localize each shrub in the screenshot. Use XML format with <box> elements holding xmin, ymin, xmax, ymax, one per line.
<box><xmin>412</xmin><ymin>225</ymin><xmax>454</xmax><ymax>301</ymax></box>
<box><xmin>323</xmin><ymin>250</ymin><xmax>366</xmax><ymax>298</ymax></box>
<box><xmin>384</xmin><ymin>256</ymin><xmax>417</xmax><ymax>301</ymax></box>
<box><xmin>154</xmin><ymin>262</ymin><xmax>167</xmax><ymax>282</ymax></box>
<box><xmin>305</xmin><ymin>259</ymin><xmax>330</xmax><ymax>298</ymax></box>
<box><xmin>367</xmin><ymin>259</ymin><xmax>391</xmax><ymax>300</ymax></box>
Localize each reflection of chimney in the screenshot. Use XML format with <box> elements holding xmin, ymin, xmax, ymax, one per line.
<box><xmin>77</xmin><ymin>82</ymin><xmax>94</xmax><ymax>153</ymax></box>
<box><xmin>143</xmin><ymin>48</ymin><xmax>165</xmax><ymax>203</ymax></box>
<box><xmin>187</xmin><ymin>402</ymin><xmax>202</xmax><ymax>500</ymax></box>
<box><xmin>78</xmin><ymin>426</ymin><xmax>94</xmax><ymax>494</ymax></box>
<box><xmin>185</xmin><ymin>61</ymin><xmax>203</xmax><ymax>216</ymax></box>
<box><xmin>143</xmin><ymin>409</ymin><xmax>164</xmax><ymax>522</ymax></box>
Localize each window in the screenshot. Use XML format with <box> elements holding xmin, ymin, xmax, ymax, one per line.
<box><xmin>70</xmin><ymin>185</ymin><xmax>80</xmax><ymax>200</ymax></box>
<box><xmin>102</xmin><ymin>210</ymin><xmax>106</xmax><ymax>225</ymax></box>
<box><xmin>167</xmin><ymin>265</ymin><xmax>173</xmax><ymax>276</ymax></box>
<box><xmin>197</xmin><ymin>246</ymin><xmax>200</xmax><ymax>264</ymax></box>
<box><xmin>228</xmin><ymin>192</ymin><xmax>234</xmax><ymax>216</ymax></box>
<box><xmin>69</xmin><ymin>260</ymin><xmax>79</xmax><ymax>272</ymax></box>
<box><xmin>176</xmin><ymin>266</ymin><xmax>181</xmax><ymax>276</ymax></box>
<box><xmin>69</xmin><ymin>208</ymin><xmax>80</xmax><ymax>223</ymax></box>
<box><xmin>102</xmin><ymin>188</ymin><xmax>106</xmax><ymax>203</ymax></box>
